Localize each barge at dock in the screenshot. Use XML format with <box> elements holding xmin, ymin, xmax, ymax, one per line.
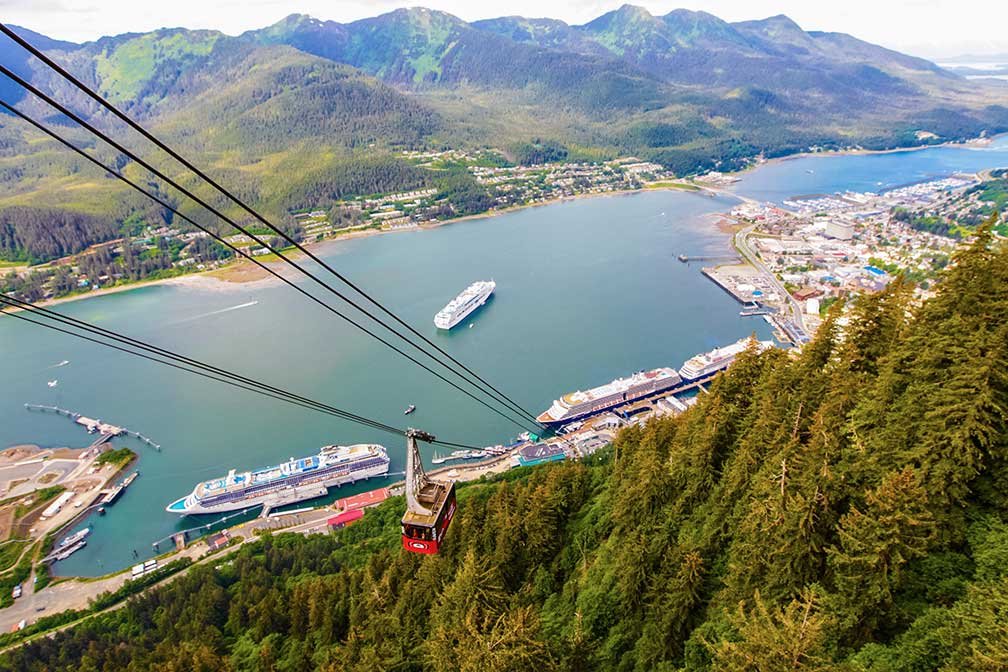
<box><xmin>166</xmin><ymin>444</ymin><xmax>389</xmax><ymax>515</ymax></box>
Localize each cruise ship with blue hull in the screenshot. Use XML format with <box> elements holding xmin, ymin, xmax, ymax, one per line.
<box><xmin>166</xmin><ymin>444</ymin><xmax>389</xmax><ymax>515</ymax></box>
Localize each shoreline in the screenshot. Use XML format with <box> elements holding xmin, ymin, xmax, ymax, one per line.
<box><xmin>736</xmin><ymin>133</ymin><xmax>1000</xmax><ymax>175</ymax></box>
<box><xmin>5</xmin><ymin>184</ymin><xmax>728</xmax><ymax>307</ymax></box>
<box><xmin>4</xmin><ymin>133</ymin><xmax>999</xmax><ymax>311</ymax></box>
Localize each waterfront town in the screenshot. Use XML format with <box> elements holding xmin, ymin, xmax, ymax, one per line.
<box><xmin>2</xmin><ymin>146</ymin><xmax>1006</xmax><ymax>639</ymax></box>
<box><xmin>0</xmin><ymin>150</ymin><xmax>671</xmax><ymax>304</ymax></box>
<box><xmin>2</xmin><ymin>145</ymin><xmax>999</xmax><ymax>323</ymax></box>
<box><xmin>4</xmin><ymin>133</ymin><xmax>1001</xmax><ymax>329</ymax></box>
<box><xmin>702</xmin><ymin>173</ymin><xmax>998</xmax><ymax>341</ymax></box>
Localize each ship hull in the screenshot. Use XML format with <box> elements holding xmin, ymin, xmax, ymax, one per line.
<box><xmin>167</xmin><ymin>461</ymin><xmax>389</xmax><ymax>515</ymax></box>
<box><xmin>539</xmin><ymin>397</ymin><xmax>643</xmax><ymax>428</ymax></box>
<box><xmin>537</xmin><ymin>376</ymin><xmax>684</xmax><ymax>428</ymax></box>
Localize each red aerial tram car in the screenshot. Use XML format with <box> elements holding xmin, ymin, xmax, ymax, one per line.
<box><xmin>401</xmin><ymin>428</ymin><xmax>456</xmax><ymax>554</ymax></box>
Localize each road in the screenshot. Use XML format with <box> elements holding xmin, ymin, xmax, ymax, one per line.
<box><xmin>0</xmin><ymin>506</ymin><xmax>336</xmax><ymax>635</ymax></box>
<box><xmin>0</xmin><ymin>445</ymin><xmax>530</xmax><ymax>640</ymax></box>
<box><xmin>733</xmin><ymin>222</ymin><xmax>807</xmax><ymax>333</ymax></box>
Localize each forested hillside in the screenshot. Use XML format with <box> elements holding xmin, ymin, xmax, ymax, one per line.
<box><xmin>4</xmin><ymin>221</ymin><xmax>1006</xmax><ymax>671</ymax></box>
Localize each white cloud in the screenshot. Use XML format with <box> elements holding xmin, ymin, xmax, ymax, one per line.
<box><xmin>1</xmin><ymin>0</ymin><xmax>1006</xmax><ymax>58</ymax></box>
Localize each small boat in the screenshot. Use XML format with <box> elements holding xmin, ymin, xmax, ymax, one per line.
<box><xmin>47</xmin><ymin>380</ymin><xmax>58</xmax><ymax>388</ymax></box>
<box><xmin>469</xmin><ymin>324</ymin><xmax>474</xmax><ymax>329</ymax></box>
<box><xmin>806</xmin><ymin>169</ymin><xmax>815</xmax><ymax>174</ymax></box>
<box><xmin>97</xmin><ymin>507</ymin><xmax>106</xmax><ymax>515</ymax></box>
<box><xmin>59</xmin><ymin>527</ymin><xmax>91</xmax><ymax>548</ymax></box>
<box><xmin>404</xmin><ymin>404</ymin><xmax>416</xmax><ymax>415</ymax></box>
<box><xmin>56</xmin><ymin>360</ymin><xmax>70</xmax><ymax>367</ymax></box>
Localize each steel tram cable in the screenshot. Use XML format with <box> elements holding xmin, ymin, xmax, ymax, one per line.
<box><xmin>0</xmin><ymin>295</ymin><xmax>489</xmax><ymax>452</ymax></box>
<box><xmin>0</xmin><ymin>22</ymin><xmax>542</xmax><ymax>429</ymax></box>
<box><xmin>0</xmin><ymin>97</ymin><xmax>540</xmax><ymax>435</ymax></box>
<box><xmin>0</xmin><ymin>70</ymin><xmax>541</xmax><ymax>433</ymax></box>
<box><xmin>0</xmin><ymin>295</ymin><xmax>403</xmax><ymax>435</ymax></box>
<box><xmin>0</xmin><ymin>295</ymin><xmax>488</xmax><ymax>451</ymax></box>
<box><xmin>0</xmin><ymin>292</ymin><xmax>402</xmax><ymax>434</ymax></box>
<box><xmin>0</xmin><ymin>23</ymin><xmax>548</xmax><ymax>429</ymax></box>
<box><xmin>0</xmin><ymin>293</ymin><xmax>488</xmax><ymax>450</ymax></box>
<box><xmin>0</xmin><ymin>308</ymin><xmax>401</xmax><ymax>436</ymax></box>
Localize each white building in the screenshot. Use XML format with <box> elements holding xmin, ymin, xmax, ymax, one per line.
<box><xmin>826</xmin><ymin>220</ymin><xmax>854</xmax><ymax>240</ymax></box>
<box><xmin>42</xmin><ymin>491</ymin><xmax>75</xmax><ymax>519</ymax></box>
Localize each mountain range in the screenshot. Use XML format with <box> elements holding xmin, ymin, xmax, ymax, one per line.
<box><xmin>1</xmin><ymin>5</ymin><xmax>1006</xmax><ymax>258</ymax></box>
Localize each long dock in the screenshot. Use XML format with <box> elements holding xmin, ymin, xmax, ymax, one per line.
<box><xmin>25</xmin><ymin>404</ymin><xmax>162</xmax><ymax>451</ymax></box>
<box><xmin>700</xmin><ymin>268</ymin><xmax>754</xmax><ymax>304</ymax></box>
<box><xmin>678</xmin><ymin>254</ymin><xmax>740</xmax><ymax>263</ymax></box>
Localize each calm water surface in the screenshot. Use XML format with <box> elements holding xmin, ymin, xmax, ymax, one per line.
<box><xmin>2</xmin><ymin>137</ymin><xmax>1007</xmax><ymax>575</ymax></box>
<box><xmin>1</xmin><ymin>190</ymin><xmax>769</xmax><ymax>575</ymax></box>
<box><xmin>731</xmin><ymin>134</ymin><xmax>1008</xmax><ymax>203</ymax></box>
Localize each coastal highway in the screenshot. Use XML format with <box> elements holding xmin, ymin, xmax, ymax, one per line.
<box><xmin>733</xmin><ymin>221</ymin><xmax>807</xmax><ymax>333</ymax></box>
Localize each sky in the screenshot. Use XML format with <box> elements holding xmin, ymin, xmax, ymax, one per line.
<box><xmin>2</xmin><ymin>0</ymin><xmax>1006</xmax><ymax>60</ymax></box>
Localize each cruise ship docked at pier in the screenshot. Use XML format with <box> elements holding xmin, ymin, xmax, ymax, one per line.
<box><xmin>434</xmin><ymin>280</ymin><xmax>495</xmax><ymax>329</ymax></box>
<box><xmin>678</xmin><ymin>337</ymin><xmax>773</xmax><ymax>381</ymax></box>
<box><xmin>538</xmin><ymin>337</ymin><xmax>774</xmax><ymax>428</ymax></box>
<box><xmin>166</xmin><ymin>444</ymin><xmax>389</xmax><ymax>515</ymax></box>
<box><xmin>537</xmin><ymin>368</ymin><xmax>682</xmax><ymax>426</ymax></box>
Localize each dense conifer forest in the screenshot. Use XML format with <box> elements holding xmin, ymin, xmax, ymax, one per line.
<box><xmin>2</xmin><ymin>220</ymin><xmax>1005</xmax><ymax>671</ymax></box>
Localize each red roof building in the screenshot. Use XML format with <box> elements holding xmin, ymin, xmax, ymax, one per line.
<box><xmin>327</xmin><ymin>508</ymin><xmax>365</xmax><ymax>530</ymax></box>
<box><xmin>333</xmin><ymin>487</ymin><xmax>389</xmax><ymax>512</ymax></box>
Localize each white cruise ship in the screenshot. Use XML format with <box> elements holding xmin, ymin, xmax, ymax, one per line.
<box><xmin>678</xmin><ymin>337</ymin><xmax>774</xmax><ymax>381</ymax></box>
<box><xmin>166</xmin><ymin>444</ymin><xmax>389</xmax><ymax>515</ymax></box>
<box><xmin>434</xmin><ymin>280</ymin><xmax>495</xmax><ymax>329</ymax></box>
<box><xmin>537</xmin><ymin>367</ymin><xmax>682</xmax><ymax>427</ymax></box>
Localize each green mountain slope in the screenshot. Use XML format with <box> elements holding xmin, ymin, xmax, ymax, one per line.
<box><xmin>244</xmin><ymin>8</ymin><xmax>671</xmax><ymax>114</ymax></box>
<box><xmin>2</xmin><ymin>7</ymin><xmax>1008</xmax><ymax>261</ymax></box>
<box><xmin>3</xmin><ymin>222</ymin><xmax>1006</xmax><ymax>670</ymax></box>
